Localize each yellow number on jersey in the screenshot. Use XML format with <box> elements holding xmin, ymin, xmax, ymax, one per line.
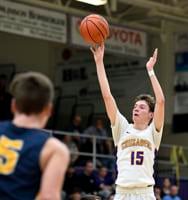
<box><xmin>0</xmin><ymin>136</ymin><xmax>23</xmax><ymax>175</ymax></box>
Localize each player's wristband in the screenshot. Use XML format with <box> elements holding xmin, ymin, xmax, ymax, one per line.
<box><xmin>148</xmin><ymin>69</ymin><xmax>155</xmax><ymax>77</ymax></box>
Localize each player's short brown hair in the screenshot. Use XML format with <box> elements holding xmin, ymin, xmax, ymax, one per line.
<box><xmin>10</xmin><ymin>71</ymin><xmax>54</xmax><ymax>115</ymax></box>
<box><xmin>134</xmin><ymin>94</ymin><xmax>155</xmax><ymax>112</ymax></box>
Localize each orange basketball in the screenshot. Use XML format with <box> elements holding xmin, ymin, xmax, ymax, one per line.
<box><xmin>79</xmin><ymin>14</ymin><xmax>110</xmax><ymax>45</ymax></box>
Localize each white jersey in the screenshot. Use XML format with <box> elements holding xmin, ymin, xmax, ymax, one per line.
<box><xmin>111</xmin><ymin>110</ymin><xmax>163</xmax><ymax>188</ymax></box>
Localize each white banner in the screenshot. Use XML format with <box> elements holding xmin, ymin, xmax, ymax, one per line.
<box><xmin>0</xmin><ymin>0</ymin><xmax>67</xmax><ymax>43</ymax></box>
<box><xmin>71</xmin><ymin>16</ymin><xmax>147</xmax><ymax>57</ymax></box>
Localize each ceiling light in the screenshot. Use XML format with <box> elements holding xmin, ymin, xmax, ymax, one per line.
<box><xmin>75</xmin><ymin>0</ymin><xmax>107</xmax><ymax>6</ymax></box>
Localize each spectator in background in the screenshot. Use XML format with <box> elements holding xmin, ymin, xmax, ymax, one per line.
<box><xmin>161</xmin><ymin>178</ymin><xmax>171</xmax><ymax>197</ymax></box>
<box><xmin>154</xmin><ymin>185</ymin><xmax>162</xmax><ymax>200</ymax></box>
<box><xmin>82</xmin><ymin>118</ymin><xmax>114</xmax><ymax>168</ymax></box>
<box><xmin>95</xmin><ymin>166</ymin><xmax>114</xmax><ymax>199</ymax></box>
<box><xmin>82</xmin><ymin>118</ymin><xmax>111</xmax><ymax>153</ymax></box>
<box><xmin>63</xmin><ymin>166</ymin><xmax>79</xmax><ymax>196</ymax></box>
<box><xmin>67</xmin><ymin>114</ymin><xmax>83</xmax><ymax>133</ymax></box>
<box><xmin>0</xmin><ymin>74</ymin><xmax>12</xmax><ymax>120</ymax></box>
<box><xmin>69</xmin><ymin>191</ymin><xmax>82</xmax><ymax>200</ymax></box>
<box><xmin>66</xmin><ymin>114</ymin><xmax>83</xmax><ymax>148</ymax></box>
<box><xmin>82</xmin><ymin>118</ymin><xmax>114</xmax><ymax>169</ymax></box>
<box><xmin>75</xmin><ymin>160</ymin><xmax>98</xmax><ymax>194</ymax></box>
<box><xmin>163</xmin><ymin>185</ymin><xmax>182</xmax><ymax>200</ymax></box>
<box><xmin>63</xmin><ymin>135</ymin><xmax>79</xmax><ymax>165</ymax></box>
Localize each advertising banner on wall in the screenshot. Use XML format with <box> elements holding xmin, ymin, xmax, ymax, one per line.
<box><xmin>173</xmin><ymin>33</ymin><xmax>188</xmax><ymax>133</ymax></box>
<box><xmin>0</xmin><ymin>0</ymin><xmax>67</xmax><ymax>43</ymax></box>
<box><xmin>71</xmin><ymin>16</ymin><xmax>147</xmax><ymax>58</ymax></box>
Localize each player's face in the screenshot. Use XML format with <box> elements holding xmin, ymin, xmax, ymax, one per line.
<box><xmin>132</xmin><ymin>100</ymin><xmax>153</xmax><ymax>124</ymax></box>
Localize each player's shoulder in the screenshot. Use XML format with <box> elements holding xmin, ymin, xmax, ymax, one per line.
<box><xmin>40</xmin><ymin>137</ymin><xmax>70</xmax><ymax>170</ymax></box>
<box><xmin>43</xmin><ymin>137</ymin><xmax>70</xmax><ymax>156</ymax></box>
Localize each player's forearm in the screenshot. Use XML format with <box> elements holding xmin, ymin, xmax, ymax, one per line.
<box><xmin>96</xmin><ymin>60</ymin><xmax>112</xmax><ymax>98</ymax></box>
<box><xmin>148</xmin><ymin>70</ymin><xmax>165</xmax><ymax>103</ymax></box>
<box><xmin>95</xmin><ymin>59</ymin><xmax>117</xmax><ymax>124</ymax></box>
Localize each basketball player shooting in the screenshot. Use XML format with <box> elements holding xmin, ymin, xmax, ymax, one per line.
<box><xmin>91</xmin><ymin>44</ymin><xmax>165</xmax><ymax>200</ymax></box>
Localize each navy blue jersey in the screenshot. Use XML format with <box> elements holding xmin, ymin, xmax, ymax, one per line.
<box><xmin>0</xmin><ymin>121</ymin><xmax>50</xmax><ymax>200</ymax></box>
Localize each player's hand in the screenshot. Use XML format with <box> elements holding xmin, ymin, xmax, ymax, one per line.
<box><xmin>90</xmin><ymin>43</ymin><xmax>104</xmax><ymax>63</ymax></box>
<box><xmin>146</xmin><ymin>48</ymin><xmax>158</xmax><ymax>71</ymax></box>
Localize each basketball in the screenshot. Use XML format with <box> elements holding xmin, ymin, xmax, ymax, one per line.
<box><xmin>79</xmin><ymin>14</ymin><xmax>110</xmax><ymax>45</ymax></box>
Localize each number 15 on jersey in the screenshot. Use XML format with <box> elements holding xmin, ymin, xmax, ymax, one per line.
<box><xmin>131</xmin><ymin>151</ymin><xmax>144</xmax><ymax>165</ymax></box>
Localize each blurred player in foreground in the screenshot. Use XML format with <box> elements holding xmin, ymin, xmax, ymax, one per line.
<box><xmin>91</xmin><ymin>44</ymin><xmax>165</xmax><ymax>200</ymax></box>
<box><xmin>0</xmin><ymin>72</ymin><xmax>70</xmax><ymax>200</ymax></box>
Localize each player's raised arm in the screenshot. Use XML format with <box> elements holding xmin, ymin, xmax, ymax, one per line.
<box><xmin>146</xmin><ymin>48</ymin><xmax>165</xmax><ymax>132</ymax></box>
<box><xmin>37</xmin><ymin>138</ymin><xmax>70</xmax><ymax>200</ymax></box>
<box><xmin>90</xmin><ymin>44</ymin><xmax>118</xmax><ymax>125</ymax></box>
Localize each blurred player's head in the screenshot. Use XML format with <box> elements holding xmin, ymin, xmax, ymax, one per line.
<box><xmin>132</xmin><ymin>94</ymin><xmax>155</xmax><ymax>125</ymax></box>
<box><xmin>10</xmin><ymin>72</ymin><xmax>54</xmax><ymax>126</ymax></box>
